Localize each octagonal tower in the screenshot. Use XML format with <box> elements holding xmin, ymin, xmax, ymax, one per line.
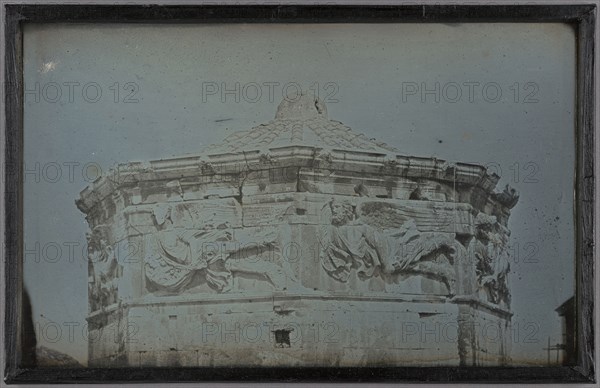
<box><xmin>77</xmin><ymin>93</ymin><xmax>518</xmax><ymax>367</ymax></box>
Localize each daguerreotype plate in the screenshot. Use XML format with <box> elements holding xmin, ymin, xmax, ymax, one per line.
<box><xmin>2</xmin><ymin>3</ymin><xmax>597</xmax><ymax>384</ymax></box>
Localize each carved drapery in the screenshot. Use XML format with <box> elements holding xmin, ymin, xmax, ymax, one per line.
<box><xmin>319</xmin><ymin>199</ymin><xmax>463</xmax><ymax>295</ymax></box>
<box><xmin>145</xmin><ymin>228</ymin><xmax>233</xmax><ymax>292</ymax></box>
<box><xmin>471</xmin><ymin>213</ymin><xmax>511</xmax><ymax>307</ymax></box>
<box><xmin>143</xmin><ymin>203</ymin><xmax>302</xmax><ymax>294</ymax></box>
<box><xmin>87</xmin><ymin>225</ymin><xmax>121</xmax><ymax>312</ymax></box>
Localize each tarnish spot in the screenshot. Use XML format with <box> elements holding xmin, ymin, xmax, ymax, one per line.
<box><xmin>39</xmin><ymin>60</ymin><xmax>59</xmax><ymax>73</ymax></box>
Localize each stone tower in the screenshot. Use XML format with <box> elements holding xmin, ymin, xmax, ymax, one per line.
<box><xmin>77</xmin><ymin>93</ymin><xmax>518</xmax><ymax>367</ymax></box>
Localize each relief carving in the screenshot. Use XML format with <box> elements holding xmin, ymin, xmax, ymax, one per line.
<box><xmin>471</xmin><ymin>213</ymin><xmax>511</xmax><ymax>307</ymax></box>
<box><xmin>319</xmin><ymin>199</ymin><xmax>464</xmax><ymax>295</ymax></box>
<box><xmin>87</xmin><ymin>225</ymin><xmax>122</xmax><ymax>311</ymax></box>
<box><xmin>144</xmin><ymin>205</ymin><xmax>302</xmax><ymax>294</ymax></box>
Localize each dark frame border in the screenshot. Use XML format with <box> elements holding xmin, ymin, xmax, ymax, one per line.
<box><xmin>3</xmin><ymin>4</ymin><xmax>596</xmax><ymax>384</ymax></box>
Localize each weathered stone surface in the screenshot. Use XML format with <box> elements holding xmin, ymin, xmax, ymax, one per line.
<box><xmin>79</xmin><ymin>93</ymin><xmax>518</xmax><ymax>367</ymax></box>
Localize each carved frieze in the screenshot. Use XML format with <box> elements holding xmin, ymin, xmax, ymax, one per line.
<box><xmin>470</xmin><ymin>213</ymin><xmax>511</xmax><ymax>307</ymax></box>
<box><xmin>87</xmin><ymin>225</ymin><xmax>122</xmax><ymax>312</ymax></box>
<box><xmin>144</xmin><ymin>202</ymin><xmax>302</xmax><ymax>294</ymax></box>
<box><xmin>319</xmin><ymin>199</ymin><xmax>466</xmax><ymax>295</ymax></box>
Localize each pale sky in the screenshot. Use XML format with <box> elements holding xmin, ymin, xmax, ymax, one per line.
<box><xmin>23</xmin><ymin>22</ymin><xmax>575</xmax><ymax>365</ymax></box>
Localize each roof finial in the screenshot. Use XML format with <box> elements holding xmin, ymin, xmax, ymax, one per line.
<box><xmin>275</xmin><ymin>91</ymin><xmax>328</xmax><ymax>120</ymax></box>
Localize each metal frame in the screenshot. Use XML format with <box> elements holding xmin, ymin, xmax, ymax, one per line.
<box><xmin>3</xmin><ymin>4</ymin><xmax>596</xmax><ymax>383</ymax></box>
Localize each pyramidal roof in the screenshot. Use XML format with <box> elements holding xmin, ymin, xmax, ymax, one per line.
<box><xmin>203</xmin><ymin>92</ymin><xmax>399</xmax><ymax>155</ymax></box>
